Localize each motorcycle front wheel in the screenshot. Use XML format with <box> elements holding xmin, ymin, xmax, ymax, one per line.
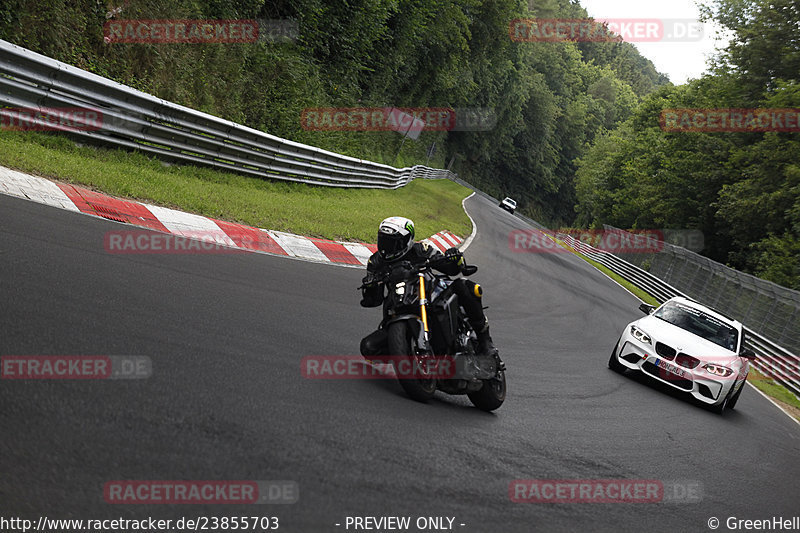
<box><xmin>387</xmin><ymin>321</ymin><xmax>437</xmax><ymax>402</ymax></box>
<box><xmin>468</xmin><ymin>368</ymin><xmax>506</xmax><ymax>412</ymax></box>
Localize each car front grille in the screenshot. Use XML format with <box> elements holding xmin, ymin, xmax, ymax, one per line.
<box><xmin>655</xmin><ymin>342</ymin><xmax>676</xmax><ymax>360</ymax></box>
<box><xmin>675</xmin><ymin>353</ymin><xmax>701</xmax><ymax>369</ymax></box>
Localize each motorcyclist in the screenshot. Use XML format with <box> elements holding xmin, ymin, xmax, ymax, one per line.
<box><xmin>359</xmin><ymin>216</ymin><xmax>500</xmax><ymax>360</ymax></box>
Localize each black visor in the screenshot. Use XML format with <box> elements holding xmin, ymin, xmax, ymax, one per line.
<box><xmin>378</xmin><ymin>232</ymin><xmax>409</xmax><ymax>260</ymax></box>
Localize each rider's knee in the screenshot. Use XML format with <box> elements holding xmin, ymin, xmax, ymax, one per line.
<box><xmin>454</xmin><ymin>278</ymin><xmax>482</xmax><ymax>300</ymax></box>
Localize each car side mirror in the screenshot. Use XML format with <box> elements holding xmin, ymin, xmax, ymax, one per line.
<box><xmin>740</xmin><ymin>347</ymin><xmax>757</xmax><ymax>360</ymax></box>
<box><xmin>639</xmin><ymin>303</ymin><xmax>656</xmax><ymax>315</ymax></box>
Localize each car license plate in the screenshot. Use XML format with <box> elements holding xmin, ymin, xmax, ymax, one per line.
<box><xmin>656</xmin><ymin>358</ymin><xmax>685</xmax><ymax>378</ymax></box>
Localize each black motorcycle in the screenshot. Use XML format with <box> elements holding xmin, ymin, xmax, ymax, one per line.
<box><xmin>359</xmin><ymin>258</ymin><xmax>506</xmax><ymax>411</ymax></box>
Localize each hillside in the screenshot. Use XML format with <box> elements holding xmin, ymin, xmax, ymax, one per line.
<box><xmin>1</xmin><ymin>0</ymin><xmax>668</xmax><ymax>225</ymax></box>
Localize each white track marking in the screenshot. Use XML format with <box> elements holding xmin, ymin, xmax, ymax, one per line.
<box><xmin>459</xmin><ymin>192</ymin><xmax>478</xmax><ymax>252</ymax></box>
<box><xmin>341</xmin><ymin>242</ymin><xmax>373</xmax><ymax>265</ymax></box>
<box><xmin>0</xmin><ymin>167</ymin><xmax>79</xmax><ymax>212</ymax></box>
<box><xmin>144</xmin><ymin>204</ymin><xmax>237</xmax><ymax>247</ymax></box>
<box><xmin>269</xmin><ymin>231</ymin><xmax>329</xmax><ymax>262</ymax></box>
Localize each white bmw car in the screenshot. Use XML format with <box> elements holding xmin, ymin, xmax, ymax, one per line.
<box><xmin>499</xmin><ymin>197</ymin><xmax>517</xmax><ymax>214</ymax></box>
<box><xmin>609</xmin><ymin>297</ymin><xmax>757</xmax><ymax>413</ymax></box>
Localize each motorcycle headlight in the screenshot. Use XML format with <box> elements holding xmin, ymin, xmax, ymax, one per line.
<box><xmin>630</xmin><ymin>325</ymin><xmax>651</xmax><ymax>345</ymax></box>
<box><xmin>395</xmin><ymin>281</ymin><xmax>405</xmax><ymax>295</ymax></box>
<box><xmin>703</xmin><ymin>364</ymin><xmax>734</xmax><ymax>377</ymax></box>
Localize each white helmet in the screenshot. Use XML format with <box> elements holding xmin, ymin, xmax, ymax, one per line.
<box><xmin>377</xmin><ymin>216</ymin><xmax>415</xmax><ymax>261</ymax></box>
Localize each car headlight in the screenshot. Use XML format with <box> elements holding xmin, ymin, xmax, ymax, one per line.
<box><xmin>630</xmin><ymin>325</ymin><xmax>651</xmax><ymax>345</ymax></box>
<box><xmin>703</xmin><ymin>364</ymin><xmax>734</xmax><ymax>377</ymax></box>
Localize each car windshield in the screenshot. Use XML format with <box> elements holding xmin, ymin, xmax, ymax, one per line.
<box><xmin>653</xmin><ymin>302</ymin><xmax>739</xmax><ymax>351</ymax></box>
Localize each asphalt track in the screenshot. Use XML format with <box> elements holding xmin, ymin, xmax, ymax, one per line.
<box><xmin>1</xmin><ymin>191</ymin><xmax>799</xmax><ymax>533</ymax></box>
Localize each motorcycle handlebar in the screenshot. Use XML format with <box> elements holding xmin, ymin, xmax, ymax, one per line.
<box><xmin>357</xmin><ymin>257</ymin><xmax>477</xmax><ymax>290</ymax></box>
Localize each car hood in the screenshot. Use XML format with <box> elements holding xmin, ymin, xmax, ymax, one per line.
<box><xmin>635</xmin><ymin>315</ymin><xmax>739</xmax><ymax>364</ymax></box>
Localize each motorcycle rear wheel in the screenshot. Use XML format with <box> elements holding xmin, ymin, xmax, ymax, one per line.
<box><xmin>387</xmin><ymin>321</ymin><xmax>437</xmax><ymax>402</ymax></box>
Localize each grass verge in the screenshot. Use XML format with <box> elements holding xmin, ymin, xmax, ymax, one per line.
<box><xmin>557</xmin><ymin>236</ymin><xmax>800</xmax><ymax>421</ymax></box>
<box><xmin>747</xmin><ymin>368</ymin><xmax>800</xmax><ymax>420</ymax></box>
<box><xmin>0</xmin><ymin>130</ymin><xmax>472</xmax><ymax>242</ymax></box>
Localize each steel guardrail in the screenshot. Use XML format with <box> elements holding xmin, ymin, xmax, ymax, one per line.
<box><xmin>0</xmin><ymin>39</ymin><xmax>455</xmax><ymax>189</ymax></box>
<box><xmin>603</xmin><ymin>225</ymin><xmax>800</xmax><ymax>351</ymax></box>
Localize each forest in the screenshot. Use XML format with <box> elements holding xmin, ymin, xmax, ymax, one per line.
<box><xmin>574</xmin><ymin>0</ymin><xmax>800</xmax><ymax>289</ymax></box>
<box><xmin>0</xmin><ymin>0</ymin><xmax>666</xmax><ymax>220</ymax></box>
<box><xmin>2</xmin><ymin>0</ymin><xmax>796</xmax><ymax>289</ymax></box>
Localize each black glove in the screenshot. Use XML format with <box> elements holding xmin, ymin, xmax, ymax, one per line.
<box><xmin>444</xmin><ymin>247</ymin><xmax>464</xmax><ymax>265</ymax></box>
<box><xmin>360</xmin><ymin>274</ymin><xmax>383</xmax><ymax>307</ymax></box>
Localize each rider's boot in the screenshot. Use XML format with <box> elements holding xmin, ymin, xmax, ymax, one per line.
<box><xmin>474</xmin><ymin>319</ymin><xmax>505</xmax><ymax>371</ymax></box>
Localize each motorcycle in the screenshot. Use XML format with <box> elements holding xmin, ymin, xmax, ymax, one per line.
<box><xmin>358</xmin><ymin>257</ymin><xmax>506</xmax><ymax>411</ymax></box>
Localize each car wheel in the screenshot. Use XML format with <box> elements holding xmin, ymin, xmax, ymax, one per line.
<box><xmin>608</xmin><ymin>336</ymin><xmax>625</xmax><ymax>373</ymax></box>
<box><xmin>727</xmin><ymin>377</ymin><xmax>746</xmax><ymax>410</ymax></box>
<box><xmin>712</xmin><ymin>387</ymin><xmax>733</xmax><ymax>414</ymax></box>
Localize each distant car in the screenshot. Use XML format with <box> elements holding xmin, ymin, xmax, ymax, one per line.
<box><xmin>499</xmin><ymin>197</ymin><xmax>517</xmax><ymax>213</ymax></box>
<box><xmin>608</xmin><ymin>296</ymin><xmax>757</xmax><ymax>414</ymax></box>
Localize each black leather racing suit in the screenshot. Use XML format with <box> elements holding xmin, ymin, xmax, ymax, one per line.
<box><xmin>359</xmin><ymin>242</ymin><xmax>489</xmax><ymax>356</ymax></box>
